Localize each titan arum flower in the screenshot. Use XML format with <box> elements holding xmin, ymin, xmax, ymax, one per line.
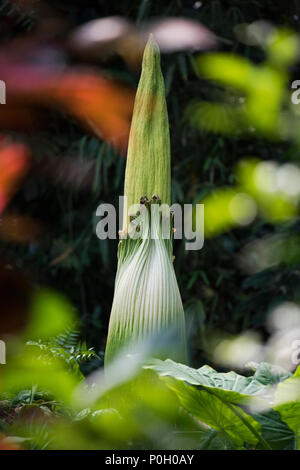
<box><xmin>105</xmin><ymin>36</ymin><xmax>187</xmax><ymax>365</ymax></box>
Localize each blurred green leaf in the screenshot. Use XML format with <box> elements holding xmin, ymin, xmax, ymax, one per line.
<box><xmin>266</xmin><ymin>29</ymin><xmax>299</xmax><ymax>67</ymax></box>
<box><xmin>2</xmin><ymin>348</ymin><xmax>80</xmax><ymax>405</ymax></box>
<box><xmin>25</xmin><ymin>289</ymin><xmax>76</xmax><ymax>340</ymax></box>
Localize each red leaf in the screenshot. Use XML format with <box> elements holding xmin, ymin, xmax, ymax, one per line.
<box><xmin>0</xmin><ymin>141</ymin><xmax>30</xmax><ymax>213</ymax></box>
<box><xmin>0</xmin><ymin>62</ymin><xmax>135</xmax><ymax>153</ymax></box>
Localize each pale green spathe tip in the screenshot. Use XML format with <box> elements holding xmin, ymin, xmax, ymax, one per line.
<box><xmin>123</xmin><ymin>35</ymin><xmax>171</xmax><ymax>228</ymax></box>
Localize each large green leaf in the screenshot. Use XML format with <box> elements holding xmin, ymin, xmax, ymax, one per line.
<box><xmin>198</xmin><ymin>430</ymin><xmax>236</xmax><ymax>450</ymax></box>
<box><xmin>145</xmin><ymin>359</ymin><xmax>288</xmax><ymax>405</ymax></box>
<box><xmin>246</xmin><ymin>361</ymin><xmax>291</xmax><ymax>386</ymax></box>
<box><xmin>156</xmin><ymin>375</ymin><xmax>262</xmax><ymax>448</ymax></box>
<box><xmin>254</xmin><ymin>411</ymin><xmax>295</xmax><ymax>450</ymax></box>
<box><xmin>144</xmin><ymin>359</ymin><xmax>278</xmax><ymax>447</ymax></box>
<box><xmin>274</xmin><ymin>366</ymin><xmax>300</xmax><ymax>449</ymax></box>
<box><xmin>173</xmin><ymin>428</ymin><xmax>236</xmax><ymax>450</ymax></box>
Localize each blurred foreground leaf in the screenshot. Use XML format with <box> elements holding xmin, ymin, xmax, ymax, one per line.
<box><xmin>25</xmin><ymin>289</ymin><xmax>76</xmax><ymax>340</ymax></box>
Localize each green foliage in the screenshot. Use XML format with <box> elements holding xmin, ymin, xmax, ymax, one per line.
<box><xmin>1</xmin><ymin>0</ymin><xmax>300</xmax><ymax>452</ymax></box>
<box><xmin>26</xmin><ymin>334</ymin><xmax>97</xmax><ymax>380</ymax></box>
<box><xmin>2</xmin><ymin>344</ymin><xmax>299</xmax><ymax>450</ymax></box>
<box><xmin>274</xmin><ymin>366</ymin><xmax>300</xmax><ymax>449</ymax></box>
<box><xmin>145</xmin><ymin>358</ymin><xmax>297</xmax><ymax>450</ymax></box>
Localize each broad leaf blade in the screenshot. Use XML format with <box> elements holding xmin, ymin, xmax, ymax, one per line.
<box><xmin>274</xmin><ymin>366</ymin><xmax>300</xmax><ymax>449</ymax></box>
<box><xmin>254</xmin><ymin>410</ymin><xmax>295</xmax><ymax>450</ymax></box>
<box><xmin>145</xmin><ymin>358</ymin><xmax>278</xmax><ymax>404</ymax></box>
<box><xmin>161</xmin><ymin>376</ymin><xmax>262</xmax><ymax>447</ymax></box>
